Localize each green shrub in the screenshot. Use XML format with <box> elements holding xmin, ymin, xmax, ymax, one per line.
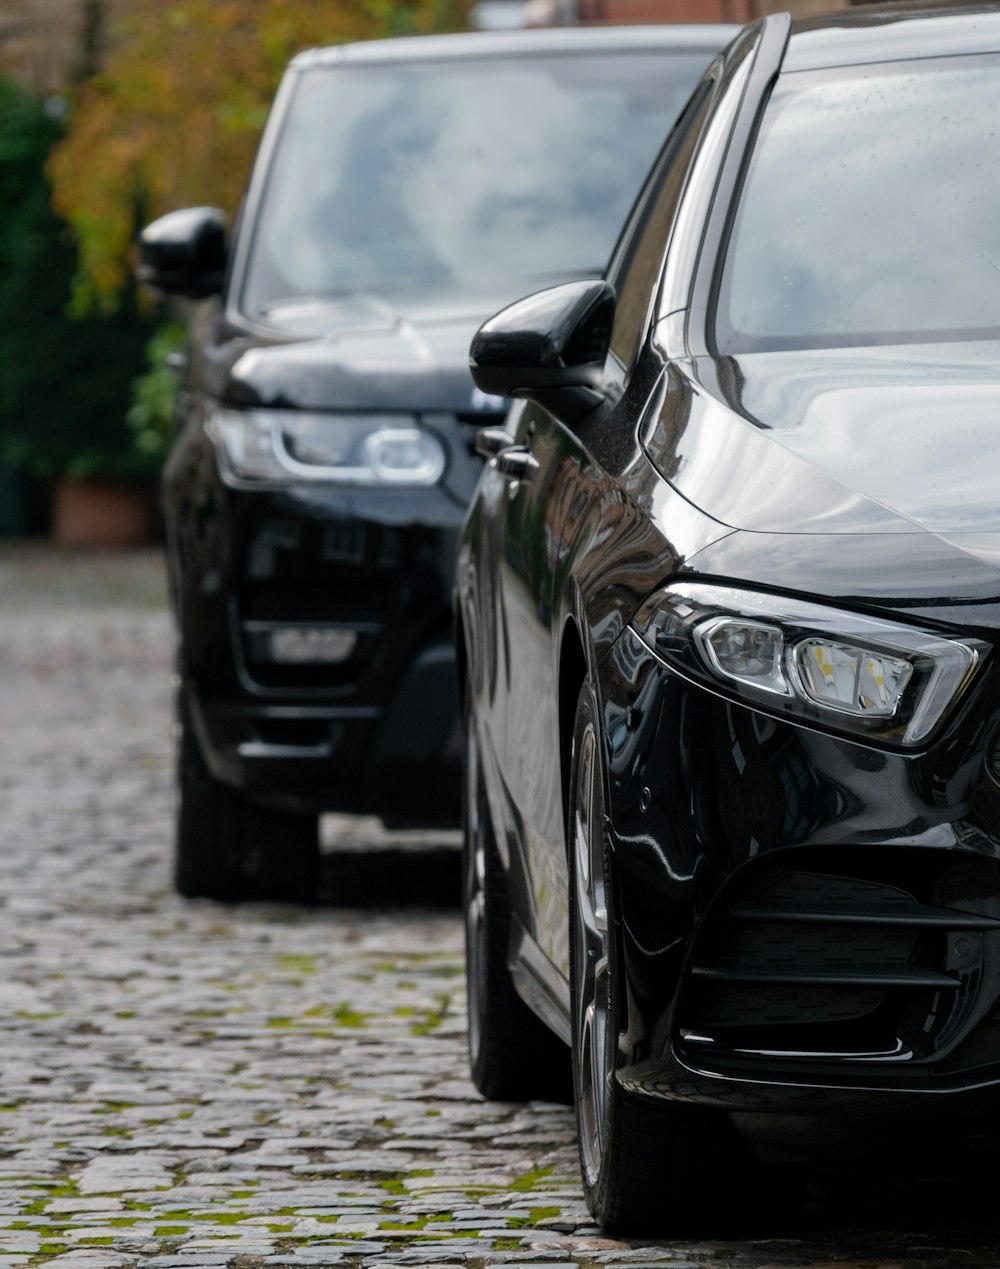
<box><xmin>0</xmin><ymin>77</ymin><xmax>154</xmax><ymax>480</ymax></box>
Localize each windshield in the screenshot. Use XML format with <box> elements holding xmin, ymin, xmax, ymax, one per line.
<box><xmin>715</xmin><ymin>56</ymin><xmax>1000</xmax><ymax>353</ymax></box>
<box><xmin>242</xmin><ymin>50</ymin><xmax>712</xmax><ymax>320</ymax></box>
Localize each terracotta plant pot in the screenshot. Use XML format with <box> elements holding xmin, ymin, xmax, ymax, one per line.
<box><xmin>53</xmin><ymin>477</ymin><xmax>155</xmax><ymax>549</ymax></box>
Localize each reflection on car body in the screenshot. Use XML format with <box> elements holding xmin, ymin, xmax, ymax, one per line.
<box><xmin>139</xmin><ymin>24</ymin><xmax>733</xmax><ymax>902</ymax></box>
<box><xmin>455</xmin><ymin>4</ymin><xmax>1000</xmax><ymax>1235</ymax></box>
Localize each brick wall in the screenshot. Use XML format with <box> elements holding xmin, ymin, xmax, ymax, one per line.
<box><xmin>581</xmin><ymin>0</ymin><xmax>754</xmax><ymax>21</ymax></box>
<box><xmin>0</xmin><ymin>0</ymin><xmax>136</xmax><ymax>94</ymax></box>
<box><xmin>586</xmin><ymin>0</ymin><xmax>851</xmax><ymax>22</ymax></box>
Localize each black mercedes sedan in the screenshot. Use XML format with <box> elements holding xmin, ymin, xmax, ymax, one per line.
<box><xmin>138</xmin><ymin>25</ymin><xmax>733</xmax><ymax>902</ymax></box>
<box><xmin>455</xmin><ymin>3</ymin><xmax>1000</xmax><ymax>1234</ymax></box>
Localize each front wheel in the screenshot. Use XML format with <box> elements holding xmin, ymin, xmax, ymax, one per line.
<box><xmin>568</xmin><ymin>680</ymin><xmax>764</xmax><ymax>1235</ymax></box>
<box><xmin>175</xmin><ymin>688</ymin><xmax>319</xmax><ymax>903</ymax></box>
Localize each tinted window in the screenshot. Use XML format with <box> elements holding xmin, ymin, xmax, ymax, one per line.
<box><xmin>242</xmin><ymin>51</ymin><xmax>713</xmax><ymax>321</ymax></box>
<box><xmin>608</xmin><ymin>81</ymin><xmax>712</xmax><ymax>369</ymax></box>
<box><xmin>715</xmin><ymin>56</ymin><xmax>1000</xmax><ymax>352</ymax></box>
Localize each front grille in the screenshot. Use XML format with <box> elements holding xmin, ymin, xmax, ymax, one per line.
<box><xmin>679</xmin><ymin>849</ymin><xmax>1000</xmax><ymax>1076</ymax></box>
<box><xmin>242</xmin><ymin>583</ymin><xmax>387</xmax><ymax>626</ymax></box>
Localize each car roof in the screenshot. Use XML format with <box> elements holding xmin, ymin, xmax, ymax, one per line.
<box><xmin>783</xmin><ymin>2</ymin><xmax>1000</xmax><ymax>73</ymax></box>
<box><xmin>290</xmin><ymin>24</ymin><xmax>739</xmax><ymax>70</ymax></box>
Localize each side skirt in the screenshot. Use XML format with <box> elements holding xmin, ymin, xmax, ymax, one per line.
<box><xmin>509</xmin><ymin>915</ymin><xmax>572</xmax><ymax>1046</ymax></box>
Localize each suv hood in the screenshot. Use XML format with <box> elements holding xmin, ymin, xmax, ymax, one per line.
<box><xmin>224</xmin><ymin>290</ymin><xmax>516</xmax><ymax>414</ymax></box>
<box><xmin>655</xmin><ymin>340</ymin><xmax>1000</xmax><ymax>545</ymax></box>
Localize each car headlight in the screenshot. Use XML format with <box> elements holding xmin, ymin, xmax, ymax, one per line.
<box><xmin>207</xmin><ymin>409</ymin><xmax>447</xmax><ymax>486</ymax></box>
<box><xmin>630</xmin><ymin>583</ymin><xmax>987</xmax><ymax>747</ymax></box>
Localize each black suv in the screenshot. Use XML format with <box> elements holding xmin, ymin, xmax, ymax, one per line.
<box><xmin>139</xmin><ymin>24</ymin><xmax>733</xmax><ymax>902</ymax></box>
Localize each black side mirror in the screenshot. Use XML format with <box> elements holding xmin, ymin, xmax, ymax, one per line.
<box><xmin>469</xmin><ymin>280</ymin><xmax>615</xmax><ymax>426</ymax></box>
<box><xmin>138</xmin><ymin>207</ymin><xmax>228</xmax><ymax>300</ymax></box>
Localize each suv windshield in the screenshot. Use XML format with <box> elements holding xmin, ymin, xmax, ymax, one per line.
<box><xmin>242</xmin><ymin>50</ymin><xmax>710</xmax><ymax>320</ymax></box>
<box><xmin>715</xmin><ymin>56</ymin><xmax>1000</xmax><ymax>353</ymax></box>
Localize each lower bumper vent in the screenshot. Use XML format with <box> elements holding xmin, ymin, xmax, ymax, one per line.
<box><xmin>679</xmin><ymin>850</ymin><xmax>1000</xmax><ymax>1076</ymax></box>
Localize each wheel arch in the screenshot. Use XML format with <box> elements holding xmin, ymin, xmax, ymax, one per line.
<box><xmin>558</xmin><ymin>616</ymin><xmax>588</xmax><ymax>849</ymax></box>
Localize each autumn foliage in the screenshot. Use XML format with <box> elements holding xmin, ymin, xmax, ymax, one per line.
<box><xmin>49</xmin><ymin>0</ymin><xmax>470</xmax><ymax>311</ymax></box>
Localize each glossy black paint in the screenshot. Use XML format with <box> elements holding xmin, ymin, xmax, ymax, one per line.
<box><xmin>469</xmin><ymin>280</ymin><xmax>614</xmax><ymax>423</ymax></box>
<box><xmin>154</xmin><ymin>25</ymin><xmax>732</xmax><ymax>825</ymax></box>
<box><xmin>455</xmin><ymin>5</ymin><xmax>1000</xmax><ymax>1148</ymax></box>
<box><xmin>162</xmin><ymin>292</ymin><xmax>488</xmax><ymax>820</ymax></box>
<box><xmin>139</xmin><ymin>207</ymin><xmax>228</xmax><ymax>300</ymax></box>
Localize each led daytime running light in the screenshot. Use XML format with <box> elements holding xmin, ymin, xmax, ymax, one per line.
<box><xmin>631</xmin><ymin>583</ymin><xmax>986</xmax><ymax>747</ymax></box>
<box><xmin>208</xmin><ymin>408</ymin><xmax>446</xmax><ymax>487</ymax></box>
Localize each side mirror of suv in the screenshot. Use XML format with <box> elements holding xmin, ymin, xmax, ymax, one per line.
<box><xmin>468</xmin><ymin>279</ymin><xmax>615</xmax><ymax>426</ymax></box>
<box><xmin>138</xmin><ymin>207</ymin><xmax>228</xmax><ymax>300</ymax></box>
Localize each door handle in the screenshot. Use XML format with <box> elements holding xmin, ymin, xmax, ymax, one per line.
<box><xmin>475</xmin><ymin>426</ymin><xmax>515</xmax><ymax>460</ymax></box>
<box><xmin>495</xmin><ymin>446</ymin><xmax>539</xmax><ymax>483</ymax></box>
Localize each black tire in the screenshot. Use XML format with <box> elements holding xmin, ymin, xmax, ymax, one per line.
<box><xmin>568</xmin><ymin>680</ymin><xmax>767</xmax><ymax>1235</ymax></box>
<box><xmin>463</xmin><ymin>694</ymin><xmax>570</xmax><ymax>1102</ymax></box>
<box><xmin>175</xmin><ymin>689</ymin><xmax>320</xmax><ymax>903</ymax></box>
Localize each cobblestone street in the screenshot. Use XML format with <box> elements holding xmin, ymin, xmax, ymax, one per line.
<box><xmin>3</xmin><ymin>545</ymin><xmax>1000</xmax><ymax>1269</ymax></box>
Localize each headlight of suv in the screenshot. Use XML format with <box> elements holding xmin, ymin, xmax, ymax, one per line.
<box><xmin>631</xmin><ymin>582</ymin><xmax>988</xmax><ymax>747</ymax></box>
<box><xmin>208</xmin><ymin>409</ymin><xmax>447</xmax><ymax>486</ymax></box>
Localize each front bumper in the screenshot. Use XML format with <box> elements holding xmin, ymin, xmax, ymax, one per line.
<box><xmin>597</xmin><ymin>624</ymin><xmax>1000</xmax><ymax>1117</ymax></box>
<box><xmin>185</xmin><ymin>637</ymin><xmax>461</xmax><ymax>820</ymax></box>
<box><xmin>165</xmin><ymin>461</ymin><xmax>470</xmax><ymax>821</ymax></box>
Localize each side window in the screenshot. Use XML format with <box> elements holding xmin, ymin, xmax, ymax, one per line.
<box><xmin>607</xmin><ymin>79</ymin><xmax>715</xmax><ymax>372</ymax></box>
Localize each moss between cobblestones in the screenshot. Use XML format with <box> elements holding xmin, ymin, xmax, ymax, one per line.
<box><xmin>332</xmin><ymin>1168</ymin><xmax>432</xmax><ymax>1191</ymax></box>
<box><xmin>153</xmin><ymin>1211</ymin><xmax>253</xmax><ymax>1225</ymax></box>
<box><xmin>333</xmin><ymin>1002</ymin><xmax>368</xmax><ymax>1026</ymax></box>
<box><xmin>509</xmin><ymin>1165</ymin><xmax>554</xmax><ymax>1191</ymax></box>
<box><xmin>379</xmin><ymin>1211</ymin><xmax>453</xmax><ymax>1231</ymax></box>
<box><xmin>409</xmin><ymin>993</ymin><xmax>451</xmax><ymax>1035</ymax></box>
<box><xmin>269</xmin><ymin>1002</ymin><xmax>371</xmax><ymax>1028</ymax></box>
<box><xmin>496</xmin><ymin>1205</ymin><xmax>563</xmax><ymax>1230</ymax></box>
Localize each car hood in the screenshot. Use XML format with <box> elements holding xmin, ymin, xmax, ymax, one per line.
<box><xmin>223</xmin><ymin>290</ymin><xmax>516</xmax><ymax>414</ymax></box>
<box><xmin>647</xmin><ymin>340</ymin><xmax>1000</xmax><ymax>555</ymax></box>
